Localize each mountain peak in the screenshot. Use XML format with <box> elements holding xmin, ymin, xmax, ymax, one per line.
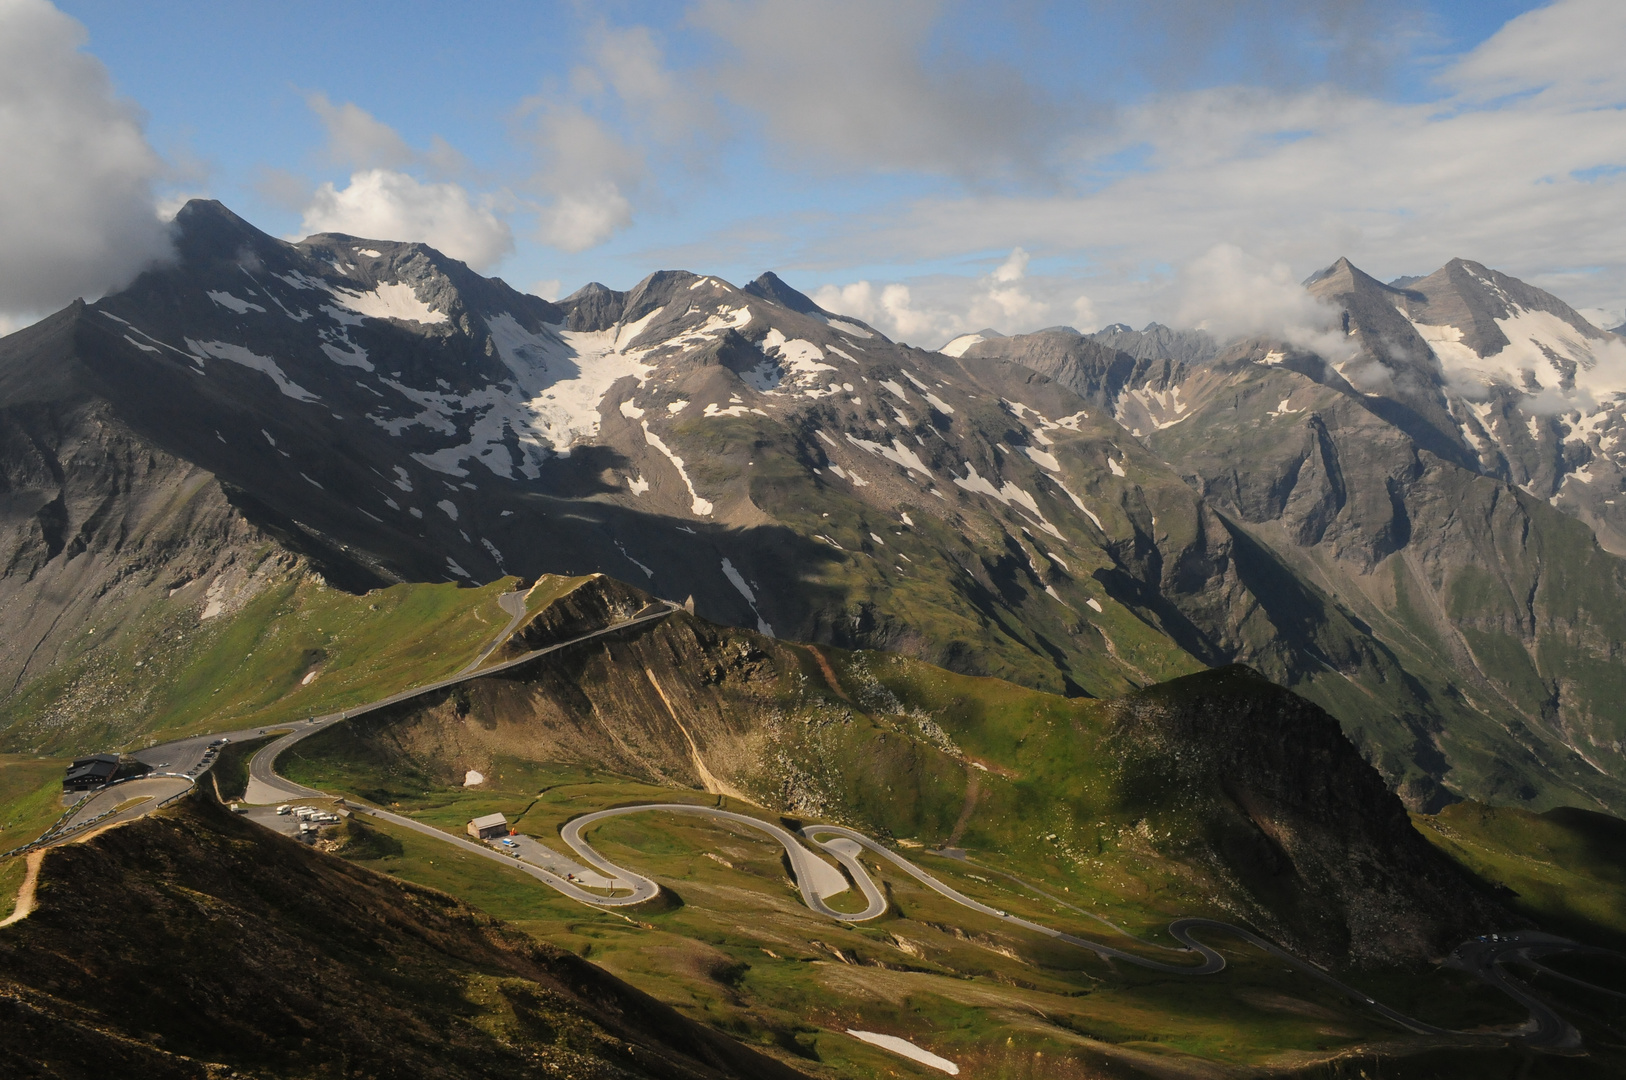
<box><xmin>743</xmin><ymin>271</ymin><xmax>822</xmax><ymax>316</ymax></box>
<box><xmin>1303</xmin><ymin>256</ymin><xmax>1406</xmax><ymax>300</ymax></box>
<box><xmin>560</xmin><ymin>281</ymin><xmax>627</xmax><ymax>332</ymax></box>
<box><xmin>1302</xmin><ymin>256</ymin><xmax>1359</xmax><ymax>287</ymax></box>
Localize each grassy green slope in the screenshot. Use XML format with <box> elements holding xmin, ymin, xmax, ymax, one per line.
<box><xmin>271</xmin><ymin>605</ymin><xmax>1605</xmax><ymax>1075</ymax></box>
<box><xmin>1</xmin><ymin>572</ymin><xmax>537</xmax><ymax>754</ymax></box>
<box><xmin>1416</xmin><ymin>801</ymin><xmax>1626</xmax><ymax>949</ymax></box>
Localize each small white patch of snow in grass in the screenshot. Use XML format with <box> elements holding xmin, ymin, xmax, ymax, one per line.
<box><xmin>1023</xmin><ymin>446</ymin><xmax>1060</xmax><ymax>471</ymax></box>
<box><xmin>845</xmin><ymin>1032</ymin><xmax>957</xmax><ymax>1075</ymax></box>
<box><xmin>464</xmin><ymin>770</ymin><xmax>484</xmax><ymax>786</ymax></box>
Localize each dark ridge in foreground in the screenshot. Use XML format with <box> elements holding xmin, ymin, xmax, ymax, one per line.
<box><xmin>0</xmin><ymin>792</ymin><xmax>808</xmax><ymax>1080</ymax></box>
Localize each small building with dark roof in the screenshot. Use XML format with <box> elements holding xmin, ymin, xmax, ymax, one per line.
<box><xmin>63</xmin><ymin>754</ymin><xmax>119</xmax><ymax>792</ymax></box>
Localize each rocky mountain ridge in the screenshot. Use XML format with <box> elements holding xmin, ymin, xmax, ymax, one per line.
<box><xmin>962</xmin><ymin>255</ymin><xmax>1626</xmax><ymax>814</ymax></box>
<box><xmin>2</xmin><ymin>201</ymin><xmax>1624</xmax><ymax>817</ymax></box>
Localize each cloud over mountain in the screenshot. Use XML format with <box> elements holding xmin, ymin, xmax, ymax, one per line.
<box><xmin>0</xmin><ymin>0</ymin><xmax>172</xmax><ymax>318</ymax></box>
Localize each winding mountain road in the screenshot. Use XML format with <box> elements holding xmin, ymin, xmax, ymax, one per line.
<box><xmin>7</xmin><ymin>589</ymin><xmax>1611</xmax><ymax>1053</ymax></box>
<box><xmin>244</xmin><ymin>598</ymin><xmax>681</xmax><ymax>805</ymax></box>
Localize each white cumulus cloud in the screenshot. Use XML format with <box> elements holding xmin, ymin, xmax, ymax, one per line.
<box><xmin>1173</xmin><ymin>244</ymin><xmax>1345</xmax><ymax>353</ymax></box>
<box><xmin>522</xmin><ymin>97</ymin><xmax>646</xmax><ymax>253</ymax></box>
<box><xmin>814</xmin><ymin>246</ymin><xmax>1063</xmax><ymax>346</ymax></box>
<box><xmin>0</xmin><ymin>0</ymin><xmax>172</xmax><ymax>320</ymax></box>
<box><xmin>298</xmin><ymin>169</ymin><xmax>513</xmax><ymax>271</ymax></box>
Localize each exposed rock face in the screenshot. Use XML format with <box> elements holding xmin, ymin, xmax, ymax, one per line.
<box><xmin>0</xmin><ymin>307</ymin><xmax>298</xmax><ymax>729</ymax></box>
<box><xmin>0</xmin><ymin>794</ymin><xmax>808</xmax><ymax>1079</ymax></box>
<box><xmin>971</xmin><ymin>260</ymin><xmax>1626</xmax><ymax>814</ymax></box>
<box><xmin>1088</xmin><ymin>322</ymin><xmax>1219</xmax><ymax>366</ymax></box>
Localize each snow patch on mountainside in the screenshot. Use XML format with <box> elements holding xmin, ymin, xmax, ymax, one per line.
<box><xmin>1022</xmin><ymin>445</ymin><xmax>1060</xmax><ymax>471</ymax></box>
<box><xmin>824</xmin><ymin>317</ymin><xmax>873</xmax><ymax>339</ymax></box>
<box><xmin>327</xmin><ymin>281</ymin><xmax>448</xmax><ymax>324</ymax></box>
<box><xmin>749</xmin><ymin>328</ymin><xmax>836</xmax><ymax>396</ymax></box>
<box><xmin>207</xmin><ymin>290</ymin><xmax>265</xmax><ymax>315</ymax></box>
<box><xmin>320</xmin><ymin>336</ymin><xmax>372</xmax><ymax>370</ymax></box>
<box><xmin>939</xmin><ymin>333</ymin><xmax>985</xmax><ymax>357</ymax></box>
<box><xmin>954</xmin><ymin>463</ymin><xmax>1063</xmax><ymax>538</ymax></box>
<box><xmin>845</xmin><ymin>432</ymin><xmax>932</xmax><ymax>476</ymax></box>
<box><xmin>720</xmin><ymin>557</ymin><xmax>774</xmax><ymax>636</ymax></box>
<box><xmin>185</xmin><ymin>338</ymin><xmax>320</xmax><ymax>402</ymax></box>
<box><xmin>677</xmin><ymin>305</ymin><xmax>752</xmax><ymax>348</ymax></box>
<box><xmin>641</xmin><ymin>420</ymin><xmax>712</xmax><ymax>515</ymax></box>
<box><xmin>1407</xmin><ymin>306</ymin><xmax>1626</xmax><ymax>405</ymax></box>
<box><xmin>402</xmin><ymin>310</ymin><xmax>661</xmax><ymax>474</ymax></box>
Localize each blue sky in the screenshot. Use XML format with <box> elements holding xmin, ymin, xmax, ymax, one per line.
<box><xmin>5</xmin><ymin>1</ymin><xmax>1625</xmax><ymax>343</ymax></box>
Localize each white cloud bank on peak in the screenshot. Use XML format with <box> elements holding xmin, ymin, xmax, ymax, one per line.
<box><xmin>298</xmin><ymin>169</ymin><xmax>513</xmax><ymax>271</ymax></box>
<box><xmin>814</xmin><ymin>246</ymin><xmax>1091</xmax><ymax>348</ymax></box>
<box><xmin>0</xmin><ymin>0</ymin><xmax>172</xmax><ymax>319</ymax></box>
<box><xmin>1173</xmin><ymin>244</ymin><xmax>1350</xmax><ymax>359</ymax></box>
<box><xmin>794</xmin><ymin>0</ymin><xmax>1626</xmax><ymax>326</ymax></box>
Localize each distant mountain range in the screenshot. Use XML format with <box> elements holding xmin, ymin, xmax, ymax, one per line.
<box><xmin>3</xmin><ymin>199</ymin><xmax>1624</xmax><ymax>818</ymax></box>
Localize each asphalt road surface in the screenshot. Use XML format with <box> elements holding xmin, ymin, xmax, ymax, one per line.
<box><xmin>243</xmin><ymin>599</ymin><xmax>680</xmax><ymax>806</ymax></box>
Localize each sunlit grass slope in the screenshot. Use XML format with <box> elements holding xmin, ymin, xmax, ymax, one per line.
<box><xmin>1</xmin><ymin>574</ymin><xmax>545</xmax><ymax>753</ymax></box>
<box><xmin>1416</xmin><ymin>800</ymin><xmax>1626</xmax><ymax>948</ymax></box>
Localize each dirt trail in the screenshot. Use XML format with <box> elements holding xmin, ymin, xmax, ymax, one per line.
<box><xmin>0</xmin><ymin>849</ymin><xmax>45</xmax><ymax>927</ymax></box>
<box><xmin>642</xmin><ymin>666</ymin><xmax>753</xmax><ymax>804</ymax></box>
<box><xmin>945</xmin><ymin>768</ymin><xmax>981</xmax><ymax>849</ymax></box>
<box><xmin>805</xmin><ymin>646</ymin><xmax>852</xmax><ymax>702</ymax></box>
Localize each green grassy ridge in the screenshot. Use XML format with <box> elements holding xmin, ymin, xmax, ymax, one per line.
<box><xmin>0</xmin><ymin>755</ymin><xmax>70</xmax><ymax>852</ymax></box>
<box><xmin>285</xmin><ymin>616</ymin><xmax>1499</xmax><ymax>961</ymax></box>
<box><xmin>1415</xmin><ymin>800</ymin><xmax>1626</xmax><ymax>949</ymax></box>
<box><xmin>0</xmin><ymin>570</ymin><xmax>592</xmax><ymax>755</ymax></box>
